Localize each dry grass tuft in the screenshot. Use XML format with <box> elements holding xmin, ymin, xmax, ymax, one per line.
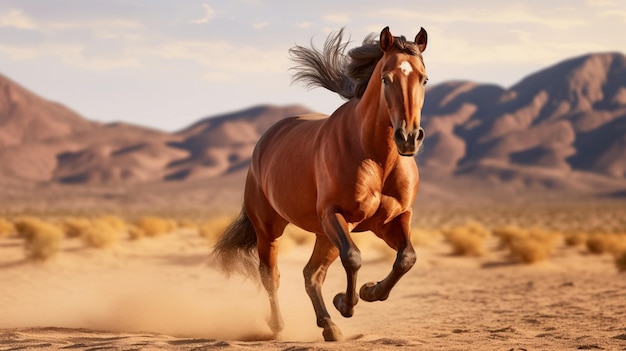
<box><xmin>442</xmin><ymin>221</ymin><xmax>490</xmax><ymax>256</ymax></box>
<box><xmin>198</xmin><ymin>217</ymin><xmax>233</xmax><ymax>244</ymax></box>
<box><xmin>0</xmin><ymin>218</ymin><xmax>15</xmax><ymax>237</ymax></box>
<box><xmin>585</xmin><ymin>233</ymin><xmax>622</xmax><ymax>255</ymax></box>
<box><xmin>14</xmin><ymin>217</ymin><xmax>64</xmax><ymax>261</ymax></box>
<box><xmin>411</xmin><ymin>228</ymin><xmax>440</xmax><ymax>247</ymax></box>
<box><xmin>81</xmin><ymin>218</ymin><xmax>123</xmax><ymax>248</ymax></box>
<box><xmin>492</xmin><ymin>225</ymin><xmax>527</xmax><ymax>249</ymax></box>
<box><xmin>507</xmin><ymin>228</ymin><xmax>561</xmax><ymax>264</ymax></box>
<box><xmin>127</xmin><ymin>225</ymin><xmax>146</xmax><ymax>241</ymax></box>
<box><xmin>134</xmin><ymin>216</ymin><xmax>177</xmax><ymax>238</ymax></box>
<box><xmin>564</xmin><ymin>232</ymin><xmax>588</xmax><ymax>247</ymax></box>
<box><xmin>60</xmin><ymin>217</ymin><xmax>92</xmax><ymax>238</ymax></box>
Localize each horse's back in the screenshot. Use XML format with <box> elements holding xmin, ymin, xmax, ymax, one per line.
<box><xmin>246</xmin><ymin>113</ymin><xmax>329</xmax><ymax>230</ymax></box>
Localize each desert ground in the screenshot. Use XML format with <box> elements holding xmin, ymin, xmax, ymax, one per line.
<box><xmin>1</xmin><ymin>201</ymin><xmax>626</xmax><ymax>351</ymax></box>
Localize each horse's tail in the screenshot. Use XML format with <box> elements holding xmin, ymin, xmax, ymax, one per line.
<box><xmin>211</xmin><ymin>207</ymin><xmax>260</xmax><ymax>282</ymax></box>
<box><xmin>288</xmin><ymin>27</ymin><xmax>355</xmax><ymax>100</ymax></box>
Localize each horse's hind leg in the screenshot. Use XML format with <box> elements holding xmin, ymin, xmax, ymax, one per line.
<box><xmin>359</xmin><ymin>211</ymin><xmax>416</xmax><ymax>302</ymax></box>
<box><xmin>303</xmin><ymin>234</ymin><xmax>342</xmax><ymax>341</ymax></box>
<box><xmin>245</xmin><ymin>184</ymin><xmax>288</xmax><ymax>336</ymax></box>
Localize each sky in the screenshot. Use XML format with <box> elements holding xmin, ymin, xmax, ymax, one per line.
<box><xmin>1</xmin><ymin>0</ymin><xmax>625</xmax><ymax>132</ymax></box>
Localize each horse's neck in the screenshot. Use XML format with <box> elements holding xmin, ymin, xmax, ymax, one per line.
<box><xmin>352</xmin><ymin>75</ymin><xmax>397</xmax><ymax>167</ymax></box>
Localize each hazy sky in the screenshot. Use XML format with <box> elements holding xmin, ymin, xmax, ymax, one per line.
<box><xmin>1</xmin><ymin>0</ymin><xmax>625</xmax><ymax>131</ymax></box>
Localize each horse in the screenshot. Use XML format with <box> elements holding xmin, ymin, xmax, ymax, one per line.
<box><xmin>212</xmin><ymin>26</ymin><xmax>428</xmax><ymax>342</ymax></box>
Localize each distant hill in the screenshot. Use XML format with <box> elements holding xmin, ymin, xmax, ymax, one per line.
<box><xmin>0</xmin><ymin>52</ymin><xmax>625</xmax><ymax>199</ymax></box>
<box><xmin>0</xmin><ymin>74</ymin><xmax>311</xmax><ymax>184</ymax></box>
<box><xmin>420</xmin><ymin>52</ymin><xmax>626</xmax><ymax>188</ymax></box>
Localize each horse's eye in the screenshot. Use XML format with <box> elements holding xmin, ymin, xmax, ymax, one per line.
<box><xmin>423</xmin><ymin>77</ymin><xmax>429</xmax><ymax>86</ymax></box>
<box><xmin>382</xmin><ymin>76</ymin><xmax>391</xmax><ymax>85</ymax></box>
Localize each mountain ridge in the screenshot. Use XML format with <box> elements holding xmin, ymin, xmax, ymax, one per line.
<box><xmin>0</xmin><ymin>52</ymin><xmax>625</xmax><ymax>200</ymax></box>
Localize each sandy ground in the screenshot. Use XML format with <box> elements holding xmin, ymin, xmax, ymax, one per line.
<box><xmin>1</xmin><ymin>228</ymin><xmax>625</xmax><ymax>351</ymax></box>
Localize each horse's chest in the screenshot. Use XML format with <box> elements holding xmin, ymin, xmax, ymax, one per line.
<box><xmin>352</xmin><ymin>161</ymin><xmax>406</xmax><ymax>221</ymax></box>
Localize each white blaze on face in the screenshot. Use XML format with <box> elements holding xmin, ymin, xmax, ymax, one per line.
<box><xmin>399</xmin><ymin>61</ymin><xmax>413</xmax><ymax>76</ymax></box>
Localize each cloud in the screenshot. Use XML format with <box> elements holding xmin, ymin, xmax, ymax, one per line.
<box><xmin>0</xmin><ymin>9</ymin><xmax>37</xmax><ymax>29</ymax></box>
<box><xmin>252</xmin><ymin>22</ymin><xmax>269</xmax><ymax>29</ymax></box>
<box><xmin>190</xmin><ymin>4</ymin><xmax>216</xmax><ymax>24</ymax></box>
<box><xmin>0</xmin><ymin>42</ymin><xmax>141</xmax><ymax>70</ymax></box>
<box><xmin>323</xmin><ymin>13</ymin><xmax>350</xmax><ymax>24</ymax></box>
<box><xmin>157</xmin><ymin>40</ymin><xmax>288</xmax><ymax>81</ymax></box>
<box><xmin>294</xmin><ymin>21</ymin><xmax>313</xmax><ymax>29</ymax></box>
<box><xmin>373</xmin><ymin>6</ymin><xmax>586</xmax><ymax>29</ymax></box>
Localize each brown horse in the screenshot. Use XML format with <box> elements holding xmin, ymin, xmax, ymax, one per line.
<box><xmin>212</xmin><ymin>26</ymin><xmax>428</xmax><ymax>342</ymax></box>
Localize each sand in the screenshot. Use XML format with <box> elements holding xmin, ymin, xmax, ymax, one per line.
<box><xmin>1</xmin><ymin>227</ymin><xmax>625</xmax><ymax>351</ymax></box>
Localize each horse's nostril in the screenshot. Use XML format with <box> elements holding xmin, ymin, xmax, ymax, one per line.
<box><xmin>394</xmin><ymin>128</ymin><xmax>407</xmax><ymax>142</ymax></box>
<box><xmin>415</xmin><ymin>127</ymin><xmax>425</xmax><ymax>141</ymax></box>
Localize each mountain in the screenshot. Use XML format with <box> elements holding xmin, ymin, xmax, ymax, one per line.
<box><xmin>0</xmin><ymin>73</ymin><xmax>312</xmax><ymax>184</ymax></box>
<box><xmin>420</xmin><ymin>52</ymin><xmax>626</xmax><ymax>187</ymax></box>
<box><xmin>0</xmin><ymin>73</ymin><xmax>98</xmax><ymax>148</ymax></box>
<box><xmin>0</xmin><ymin>52</ymin><xmax>625</xmax><ymax>200</ymax></box>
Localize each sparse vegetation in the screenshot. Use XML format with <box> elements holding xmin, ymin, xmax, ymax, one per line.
<box><xmin>564</xmin><ymin>232</ymin><xmax>588</xmax><ymax>247</ymax></box>
<box><xmin>14</xmin><ymin>217</ymin><xmax>64</xmax><ymax>261</ymax></box>
<box><xmin>508</xmin><ymin>229</ymin><xmax>562</xmax><ymax>264</ymax></box>
<box><xmin>442</xmin><ymin>221</ymin><xmax>490</xmax><ymax>256</ymax></box>
<box><xmin>0</xmin><ymin>218</ymin><xmax>15</xmax><ymax>237</ymax></box>
<box><xmin>585</xmin><ymin>233</ymin><xmax>622</xmax><ymax>255</ymax></box>
<box><xmin>198</xmin><ymin>217</ymin><xmax>233</xmax><ymax>244</ymax></box>
<box><xmin>60</xmin><ymin>217</ymin><xmax>91</xmax><ymax>238</ymax></box>
<box><xmin>80</xmin><ymin>218</ymin><xmax>123</xmax><ymax>248</ymax></box>
<box><xmin>134</xmin><ymin>216</ymin><xmax>177</xmax><ymax>237</ymax></box>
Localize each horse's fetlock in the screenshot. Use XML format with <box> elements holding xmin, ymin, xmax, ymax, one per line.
<box><xmin>342</xmin><ymin>248</ymin><xmax>362</xmax><ymax>271</ymax></box>
<box><xmin>396</xmin><ymin>250</ymin><xmax>416</xmax><ymax>273</ymax></box>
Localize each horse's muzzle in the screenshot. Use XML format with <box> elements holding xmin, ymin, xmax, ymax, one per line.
<box><xmin>394</xmin><ymin>127</ymin><xmax>425</xmax><ymax>156</ymax></box>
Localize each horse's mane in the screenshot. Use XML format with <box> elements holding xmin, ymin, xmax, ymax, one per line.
<box><xmin>289</xmin><ymin>28</ymin><xmax>422</xmax><ymax>100</ymax></box>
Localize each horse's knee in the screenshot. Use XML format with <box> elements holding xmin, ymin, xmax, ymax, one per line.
<box><xmin>340</xmin><ymin>248</ymin><xmax>362</xmax><ymax>272</ymax></box>
<box><xmin>395</xmin><ymin>248</ymin><xmax>416</xmax><ymax>273</ymax></box>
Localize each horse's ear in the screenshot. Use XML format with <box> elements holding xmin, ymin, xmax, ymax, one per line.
<box><xmin>414</xmin><ymin>27</ymin><xmax>427</xmax><ymax>53</ymax></box>
<box><xmin>380</xmin><ymin>26</ymin><xmax>394</xmax><ymax>52</ymax></box>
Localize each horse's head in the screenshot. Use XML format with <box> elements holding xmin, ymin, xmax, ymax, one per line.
<box><xmin>379</xmin><ymin>27</ymin><xmax>428</xmax><ymax>157</ymax></box>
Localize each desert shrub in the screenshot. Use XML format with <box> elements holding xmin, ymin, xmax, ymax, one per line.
<box><xmin>81</xmin><ymin>218</ymin><xmax>122</xmax><ymax>248</ymax></box>
<box><xmin>177</xmin><ymin>218</ymin><xmax>197</xmax><ymax>229</ymax></box>
<box><xmin>564</xmin><ymin>232</ymin><xmax>588</xmax><ymax>247</ymax></box>
<box><xmin>127</xmin><ymin>225</ymin><xmax>146</xmax><ymax>241</ymax></box>
<box><xmin>492</xmin><ymin>225</ymin><xmax>527</xmax><ymax>249</ymax></box>
<box><xmin>411</xmin><ymin>228</ymin><xmax>439</xmax><ymax>247</ymax></box>
<box><xmin>96</xmin><ymin>215</ymin><xmax>127</xmax><ymax>232</ymax></box>
<box><xmin>14</xmin><ymin>217</ymin><xmax>64</xmax><ymax>261</ymax></box>
<box><xmin>0</xmin><ymin>218</ymin><xmax>15</xmax><ymax>237</ymax></box>
<box><xmin>586</xmin><ymin>233</ymin><xmax>622</xmax><ymax>254</ymax></box>
<box><xmin>60</xmin><ymin>217</ymin><xmax>92</xmax><ymax>238</ymax></box>
<box><xmin>198</xmin><ymin>217</ymin><xmax>234</xmax><ymax>244</ymax></box>
<box><xmin>134</xmin><ymin>216</ymin><xmax>177</xmax><ymax>237</ymax></box>
<box><xmin>442</xmin><ymin>221</ymin><xmax>490</xmax><ymax>256</ymax></box>
<box><xmin>506</xmin><ymin>228</ymin><xmax>561</xmax><ymax>264</ymax></box>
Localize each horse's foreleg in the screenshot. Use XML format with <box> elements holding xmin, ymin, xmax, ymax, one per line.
<box><xmin>359</xmin><ymin>212</ymin><xmax>416</xmax><ymax>302</ymax></box>
<box><xmin>303</xmin><ymin>234</ymin><xmax>342</xmax><ymax>341</ymax></box>
<box><xmin>321</xmin><ymin>211</ymin><xmax>361</xmax><ymax>318</ymax></box>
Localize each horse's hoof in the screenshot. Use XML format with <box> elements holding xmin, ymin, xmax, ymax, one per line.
<box><xmin>360</xmin><ymin>281</ymin><xmax>388</xmax><ymax>302</ymax></box>
<box><xmin>323</xmin><ymin>325</ymin><xmax>344</xmax><ymax>341</ymax></box>
<box><xmin>333</xmin><ymin>293</ymin><xmax>356</xmax><ymax>318</ymax></box>
<box><xmin>359</xmin><ymin>281</ymin><xmax>379</xmax><ymax>302</ymax></box>
<box><xmin>266</xmin><ymin>315</ymin><xmax>285</xmax><ymax>334</ymax></box>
